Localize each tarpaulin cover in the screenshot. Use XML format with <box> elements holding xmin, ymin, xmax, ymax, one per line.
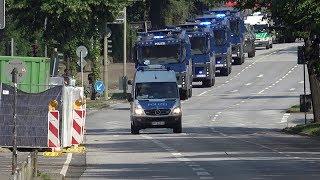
<box><xmin>0</xmin><ymin>83</ymin><xmax>62</xmax><ymax>148</ymax></box>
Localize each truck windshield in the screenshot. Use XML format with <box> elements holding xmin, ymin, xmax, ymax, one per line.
<box><xmin>230</xmin><ymin>20</ymin><xmax>240</xmax><ymax>36</ymax></box>
<box><xmin>135</xmin><ymin>82</ymin><xmax>179</xmax><ymax>100</ymax></box>
<box><xmin>253</xmin><ymin>24</ymin><xmax>268</xmax><ymax>33</ymax></box>
<box><xmin>190</xmin><ymin>37</ymin><xmax>207</xmax><ymax>55</ymax></box>
<box><xmin>214</xmin><ymin>30</ymin><xmax>226</xmax><ymax>45</ymax></box>
<box><xmin>140</xmin><ymin>45</ymin><xmax>179</xmax><ymax>65</ymax></box>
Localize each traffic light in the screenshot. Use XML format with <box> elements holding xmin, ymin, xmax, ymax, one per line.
<box><xmin>107</xmin><ymin>39</ymin><xmax>112</xmax><ymax>54</ymax></box>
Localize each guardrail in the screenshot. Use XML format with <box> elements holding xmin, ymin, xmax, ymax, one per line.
<box><xmin>12</xmin><ymin>151</ymin><xmax>37</xmax><ymax>180</ymax></box>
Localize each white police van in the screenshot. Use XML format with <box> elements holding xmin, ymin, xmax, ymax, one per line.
<box><xmin>128</xmin><ymin>65</ymin><xmax>182</xmax><ymax>134</ymax></box>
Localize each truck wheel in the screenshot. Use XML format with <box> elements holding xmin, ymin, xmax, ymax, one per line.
<box><xmin>270</xmin><ymin>44</ymin><xmax>273</xmax><ymax>48</ymax></box>
<box><xmin>220</xmin><ymin>67</ymin><xmax>229</xmax><ymax>76</ymax></box>
<box><xmin>248</xmin><ymin>50</ymin><xmax>255</xmax><ymax>58</ymax></box>
<box><xmin>173</xmin><ymin>123</ymin><xmax>182</xmax><ymax>133</ymax></box>
<box><xmin>188</xmin><ymin>88</ymin><xmax>192</xmax><ymax>98</ymax></box>
<box><xmin>266</xmin><ymin>45</ymin><xmax>270</xmax><ymax>49</ymax></box>
<box><xmin>203</xmin><ymin>79</ymin><xmax>213</xmax><ymax>87</ymax></box>
<box><xmin>180</xmin><ymin>90</ymin><xmax>188</xmax><ymax>100</ymax></box>
<box><xmin>131</xmin><ymin>124</ymin><xmax>140</xmax><ymax>134</ymax></box>
<box><xmin>212</xmin><ymin>77</ymin><xmax>215</xmax><ymax>87</ymax></box>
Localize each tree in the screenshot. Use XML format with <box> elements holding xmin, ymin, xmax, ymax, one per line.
<box><xmin>239</xmin><ymin>0</ymin><xmax>320</xmax><ymax>123</ymax></box>
<box><xmin>6</xmin><ymin>0</ymin><xmax>130</xmax><ymax>80</ymax></box>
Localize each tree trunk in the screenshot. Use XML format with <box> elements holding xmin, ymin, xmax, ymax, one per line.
<box><xmin>306</xmin><ymin>38</ymin><xmax>320</xmax><ymax>123</ymax></box>
<box><xmin>307</xmin><ymin>65</ymin><xmax>320</xmax><ymax>123</ymax></box>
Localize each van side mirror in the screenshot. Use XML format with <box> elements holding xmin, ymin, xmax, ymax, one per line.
<box><xmin>127</xmin><ymin>93</ymin><xmax>133</xmax><ymax>102</ymax></box>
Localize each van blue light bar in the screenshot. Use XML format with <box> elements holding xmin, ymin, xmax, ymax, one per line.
<box><xmin>200</xmin><ymin>22</ymin><xmax>212</xmax><ymax>25</ymax></box>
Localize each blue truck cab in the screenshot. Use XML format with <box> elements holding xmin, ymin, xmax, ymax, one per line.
<box><xmin>206</xmin><ymin>8</ymin><xmax>246</xmax><ymax>65</ymax></box>
<box><xmin>134</xmin><ymin>29</ymin><xmax>193</xmax><ymax>100</ymax></box>
<box><xmin>128</xmin><ymin>65</ymin><xmax>182</xmax><ymax>134</ymax></box>
<box><xmin>177</xmin><ymin>23</ymin><xmax>216</xmax><ymax>87</ymax></box>
<box><xmin>196</xmin><ymin>16</ymin><xmax>233</xmax><ymax>76</ymax></box>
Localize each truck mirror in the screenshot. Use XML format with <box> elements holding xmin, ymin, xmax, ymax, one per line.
<box><xmin>133</xmin><ymin>45</ymin><xmax>137</xmax><ymax>63</ymax></box>
<box><xmin>127</xmin><ymin>93</ymin><xmax>133</xmax><ymax>102</ymax></box>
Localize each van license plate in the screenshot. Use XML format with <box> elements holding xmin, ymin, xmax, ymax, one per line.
<box><xmin>152</xmin><ymin>121</ymin><xmax>165</xmax><ymax>126</ymax></box>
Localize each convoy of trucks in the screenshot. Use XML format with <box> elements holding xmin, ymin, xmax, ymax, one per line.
<box><xmin>129</xmin><ymin>7</ymin><xmax>261</xmax><ymax>134</ymax></box>
<box><xmin>1</xmin><ymin>7</ymin><xmax>278</xmax><ymax>135</ymax></box>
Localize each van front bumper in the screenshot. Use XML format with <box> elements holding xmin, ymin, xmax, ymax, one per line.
<box><xmin>131</xmin><ymin>116</ymin><xmax>182</xmax><ymax>129</ymax></box>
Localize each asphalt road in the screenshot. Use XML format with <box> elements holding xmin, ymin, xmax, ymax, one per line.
<box><xmin>80</xmin><ymin>43</ymin><xmax>320</xmax><ymax>180</ymax></box>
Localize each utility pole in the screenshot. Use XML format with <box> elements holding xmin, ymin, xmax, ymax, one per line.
<box><xmin>104</xmin><ymin>32</ymin><xmax>109</xmax><ymax>99</ymax></box>
<box><xmin>11</xmin><ymin>68</ymin><xmax>18</xmax><ymax>175</ymax></box>
<box><xmin>123</xmin><ymin>6</ymin><xmax>127</xmax><ymax>94</ymax></box>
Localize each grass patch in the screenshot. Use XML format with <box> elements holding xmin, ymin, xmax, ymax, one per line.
<box><xmin>286</xmin><ymin>104</ymin><xmax>301</xmax><ymax>113</ymax></box>
<box><xmin>86</xmin><ymin>93</ymin><xmax>129</xmax><ymax>110</ymax></box>
<box><xmin>86</xmin><ymin>98</ymin><xmax>110</xmax><ymax>110</ymax></box>
<box><xmin>37</xmin><ymin>171</ymin><xmax>51</xmax><ymax>180</ymax></box>
<box><xmin>283</xmin><ymin>123</ymin><xmax>320</xmax><ymax>136</ymax></box>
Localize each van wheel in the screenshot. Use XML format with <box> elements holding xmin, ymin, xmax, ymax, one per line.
<box><xmin>266</xmin><ymin>45</ymin><xmax>270</xmax><ymax>49</ymax></box>
<box><xmin>173</xmin><ymin>124</ymin><xmax>182</xmax><ymax>133</ymax></box>
<box><xmin>131</xmin><ymin>124</ymin><xmax>139</xmax><ymax>134</ymax></box>
<box><xmin>270</xmin><ymin>44</ymin><xmax>273</xmax><ymax>48</ymax></box>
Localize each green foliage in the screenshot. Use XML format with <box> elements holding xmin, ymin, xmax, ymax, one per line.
<box><xmin>283</xmin><ymin>123</ymin><xmax>320</xmax><ymax>136</ymax></box>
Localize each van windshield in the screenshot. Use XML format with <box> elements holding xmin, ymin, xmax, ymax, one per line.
<box><xmin>136</xmin><ymin>82</ymin><xmax>179</xmax><ymax>100</ymax></box>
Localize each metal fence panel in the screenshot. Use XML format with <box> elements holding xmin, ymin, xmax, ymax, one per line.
<box><xmin>0</xmin><ymin>83</ymin><xmax>63</xmax><ymax>148</ymax></box>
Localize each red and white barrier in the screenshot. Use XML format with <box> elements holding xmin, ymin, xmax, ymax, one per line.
<box><xmin>48</xmin><ymin>111</ymin><xmax>60</xmax><ymax>148</ymax></box>
<box><xmin>71</xmin><ymin>109</ymin><xmax>85</xmax><ymax>145</ymax></box>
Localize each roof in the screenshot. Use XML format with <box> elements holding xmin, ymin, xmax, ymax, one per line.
<box><xmin>135</xmin><ymin>70</ymin><xmax>177</xmax><ymax>83</ymax></box>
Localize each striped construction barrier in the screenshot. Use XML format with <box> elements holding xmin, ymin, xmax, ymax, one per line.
<box><xmin>48</xmin><ymin>111</ymin><xmax>60</xmax><ymax>148</ymax></box>
<box><xmin>71</xmin><ymin>109</ymin><xmax>85</xmax><ymax>145</ymax></box>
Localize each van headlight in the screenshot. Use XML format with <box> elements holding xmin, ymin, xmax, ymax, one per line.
<box><xmin>172</xmin><ymin>107</ymin><xmax>182</xmax><ymax>115</ymax></box>
<box><xmin>134</xmin><ymin>105</ymin><xmax>144</xmax><ymax>115</ymax></box>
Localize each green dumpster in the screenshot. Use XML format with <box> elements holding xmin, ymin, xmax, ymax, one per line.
<box><xmin>0</xmin><ymin>56</ymin><xmax>51</xmax><ymax>93</ymax></box>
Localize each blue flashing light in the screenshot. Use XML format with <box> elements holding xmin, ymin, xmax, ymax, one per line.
<box><xmin>154</xmin><ymin>35</ymin><xmax>164</xmax><ymax>39</ymax></box>
<box><xmin>216</xmin><ymin>14</ymin><xmax>226</xmax><ymax>18</ymax></box>
<box><xmin>200</xmin><ymin>22</ymin><xmax>212</xmax><ymax>26</ymax></box>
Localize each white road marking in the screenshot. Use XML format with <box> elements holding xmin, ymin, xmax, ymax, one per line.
<box><xmin>258</xmin><ymin>90</ymin><xmax>265</xmax><ymax>94</ymax></box>
<box><xmin>200</xmin><ymin>177</ymin><xmax>214</xmax><ymax>179</ymax></box>
<box><xmin>299</xmin><ymin>81</ymin><xmax>304</xmax><ymax>84</ymax></box>
<box><xmin>230</xmin><ymin>90</ymin><xmax>238</xmax><ymax>93</ymax></box>
<box><xmin>172</xmin><ymin>153</ymin><xmax>182</xmax><ymax>156</ymax></box>
<box><xmin>257</xmin><ymin>74</ymin><xmax>264</xmax><ymax>78</ymax></box>
<box><xmin>281</xmin><ymin>113</ymin><xmax>291</xmax><ymax>123</ymax></box>
<box><xmin>226</xmin><ymin>81</ymin><xmax>230</xmax><ymax>83</ymax></box>
<box><xmin>198</xmin><ymin>91</ymin><xmax>208</xmax><ymax>96</ymax></box>
<box><xmin>193</xmin><ymin>168</ymin><xmax>206</xmax><ymax>171</ymax></box>
<box><xmin>289</xmin><ymin>88</ymin><xmax>296</xmax><ymax>91</ymax></box>
<box><xmin>245</xmin><ymin>83</ymin><xmax>252</xmax><ymax>86</ymax></box>
<box><xmin>197</xmin><ymin>172</ymin><xmax>211</xmax><ymax>176</ymax></box>
<box><xmin>60</xmin><ymin>153</ymin><xmax>72</xmax><ymax>176</ymax></box>
<box><xmin>276</xmin><ymin>81</ymin><xmax>280</xmax><ymax>84</ymax></box>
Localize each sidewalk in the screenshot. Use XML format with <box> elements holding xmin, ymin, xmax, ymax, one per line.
<box><xmin>0</xmin><ymin>150</ymin><xmax>86</xmax><ymax>180</ymax></box>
